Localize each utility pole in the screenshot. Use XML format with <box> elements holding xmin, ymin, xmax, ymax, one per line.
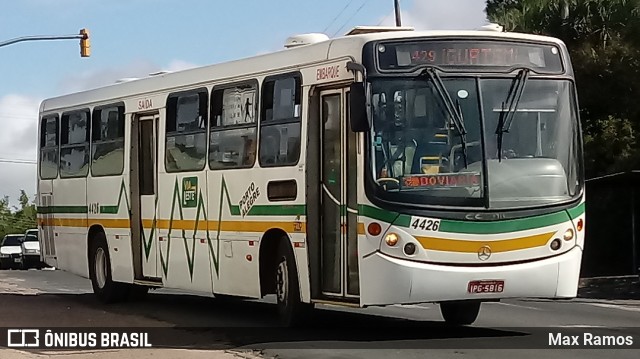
<box><xmin>0</xmin><ymin>29</ymin><xmax>91</xmax><ymax>57</ymax></box>
<box><xmin>394</xmin><ymin>0</ymin><xmax>402</xmax><ymax>26</ymax></box>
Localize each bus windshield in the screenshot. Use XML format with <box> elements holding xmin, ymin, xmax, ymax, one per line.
<box><xmin>369</xmin><ymin>76</ymin><xmax>582</xmax><ymax>209</ymax></box>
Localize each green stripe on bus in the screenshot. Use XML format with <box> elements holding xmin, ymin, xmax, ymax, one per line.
<box><xmin>567</xmin><ymin>202</ymin><xmax>585</xmax><ymax>219</ymax></box>
<box><xmin>99</xmin><ymin>206</ymin><xmax>119</xmax><ymax>214</ymax></box>
<box><xmin>100</xmin><ymin>181</ymin><xmax>130</xmax><ymax>214</ymax></box>
<box><xmin>359</xmin><ymin>203</ymin><xmax>585</xmax><ymax>234</ymax></box>
<box><xmin>438</xmin><ymin>211</ymin><xmax>570</xmax><ymax>234</ymax></box>
<box><xmin>358</xmin><ymin>204</ymin><xmax>399</xmax><ymax>223</ymax></box>
<box><xmin>38</xmin><ymin>204</ymin><xmax>305</xmax><ymax>217</ymax></box>
<box><xmin>37</xmin><ymin>206</ymin><xmax>87</xmax><ymax>214</ymax></box>
<box><xmin>245</xmin><ymin>205</ymin><xmax>306</xmax><ymax>216</ymax></box>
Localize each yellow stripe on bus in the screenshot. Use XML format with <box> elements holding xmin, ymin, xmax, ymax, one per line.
<box><xmin>41</xmin><ymin>218</ymin><xmax>131</xmax><ymax>228</ymax></box>
<box><xmin>415</xmin><ymin>232</ymin><xmax>555</xmax><ymax>253</ymax></box>
<box><xmin>40</xmin><ymin>217</ymin><xmax>308</xmax><ymax>234</ymax></box>
<box><xmin>39</xmin><ymin>218</ymin><xmax>552</xmax><ymax>253</ymax></box>
<box><xmin>42</xmin><ymin>217</ymin><xmax>363</xmax><ymax>240</ymax></box>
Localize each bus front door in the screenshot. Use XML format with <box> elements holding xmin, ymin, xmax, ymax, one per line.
<box><xmin>319</xmin><ymin>89</ymin><xmax>359</xmax><ymax>299</ymax></box>
<box><xmin>130</xmin><ymin>114</ymin><xmax>159</xmax><ymax>280</ymax></box>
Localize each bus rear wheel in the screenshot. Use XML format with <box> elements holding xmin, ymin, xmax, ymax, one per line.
<box><xmin>88</xmin><ymin>232</ymin><xmax>128</xmax><ymax>303</ymax></box>
<box><xmin>439</xmin><ymin>300</ymin><xmax>481</xmax><ymax>326</ymax></box>
<box><xmin>275</xmin><ymin>239</ymin><xmax>309</xmax><ymax>326</ymax></box>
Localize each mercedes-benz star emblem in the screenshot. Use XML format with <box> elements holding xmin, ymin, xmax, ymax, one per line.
<box><xmin>478</xmin><ymin>245</ymin><xmax>492</xmax><ymax>261</ymax></box>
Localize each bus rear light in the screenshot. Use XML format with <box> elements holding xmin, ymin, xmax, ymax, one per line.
<box><xmin>368</xmin><ymin>222</ymin><xmax>382</xmax><ymax>236</ymax></box>
<box><xmin>577</xmin><ymin>218</ymin><xmax>584</xmax><ymax>232</ymax></box>
<box><xmin>246</xmin><ymin>254</ymin><xmax>252</xmax><ymax>262</ymax></box>
<box><xmin>385</xmin><ymin>233</ymin><xmax>399</xmax><ymax>247</ymax></box>
<box><xmin>563</xmin><ymin>228</ymin><xmax>574</xmax><ymax>241</ymax></box>
<box><xmin>550</xmin><ymin>238</ymin><xmax>562</xmax><ymax>251</ymax></box>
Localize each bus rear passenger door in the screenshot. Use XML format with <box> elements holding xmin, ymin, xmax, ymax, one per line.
<box><xmin>130</xmin><ymin>114</ymin><xmax>159</xmax><ymax>280</ymax></box>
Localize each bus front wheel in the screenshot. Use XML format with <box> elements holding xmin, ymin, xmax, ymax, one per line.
<box><xmin>88</xmin><ymin>232</ymin><xmax>128</xmax><ymax>303</ymax></box>
<box><xmin>275</xmin><ymin>239</ymin><xmax>309</xmax><ymax>326</ymax></box>
<box><xmin>439</xmin><ymin>300</ymin><xmax>481</xmax><ymax>326</ymax></box>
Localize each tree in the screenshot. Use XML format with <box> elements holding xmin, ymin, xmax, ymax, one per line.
<box><xmin>486</xmin><ymin>0</ymin><xmax>640</xmax><ymax>178</ymax></box>
<box><xmin>0</xmin><ymin>191</ymin><xmax>37</xmax><ymax>239</ymax></box>
<box><xmin>19</xmin><ymin>190</ymin><xmax>29</xmax><ymax>210</ymax></box>
<box><xmin>0</xmin><ymin>196</ymin><xmax>11</xmax><ymax>238</ymax></box>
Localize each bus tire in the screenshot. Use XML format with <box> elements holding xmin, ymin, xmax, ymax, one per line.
<box><xmin>88</xmin><ymin>232</ymin><xmax>127</xmax><ymax>303</ymax></box>
<box><xmin>440</xmin><ymin>300</ymin><xmax>481</xmax><ymax>326</ymax></box>
<box><xmin>275</xmin><ymin>239</ymin><xmax>308</xmax><ymax>326</ymax></box>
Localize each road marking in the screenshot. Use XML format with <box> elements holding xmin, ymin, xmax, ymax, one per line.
<box><xmin>392</xmin><ymin>304</ymin><xmax>432</xmax><ymax>310</ymax></box>
<box><xmin>556</xmin><ymin>324</ymin><xmax>604</xmax><ymax>328</ymax></box>
<box><xmin>488</xmin><ymin>302</ymin><xmax>543</xmax><ymax>311</ymax></box>
<box><xmin>582</xmin><ymin>302</ymin><xmax>640</xmax><ymax>313</ymax></box>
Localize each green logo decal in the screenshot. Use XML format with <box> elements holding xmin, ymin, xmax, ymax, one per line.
<box><xmin>182</xmin><ymin>177</ymin><xmax>198</xmax><ymax>208</ymax></box>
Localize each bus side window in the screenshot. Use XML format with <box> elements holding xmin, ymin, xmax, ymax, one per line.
<box><xmin>59</xmin><ymin>110</ymin><xmax>90</xmax><ymax>178</ymax></box>
<box><xmin>259</xmin><ymin>73</ymin><xmax>302</xmax><ymax>167</ymax></box>
<box><xmin>209</xmin><ymin>81</ymin><xmax>258</xmax><ymax>169</ymax></box>
<box><xmin>39</xmin><ymin>115</ymin><xmax>59</xmax><ymax>180</ymax></box>
<box><xmin>165</xmin><ymin>89</ymin><xmax>208</xmax><ymax>172</ymax></box>
<box><xmin>91</xmin><ymin>104</ymin><xmax>125</xmax><ymax>176</ymax></box>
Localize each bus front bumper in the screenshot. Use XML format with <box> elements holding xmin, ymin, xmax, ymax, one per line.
<box><xmin>359</xmin><ymin>246</ymin><xmax>583</xmax><ymax>306</ymax></box>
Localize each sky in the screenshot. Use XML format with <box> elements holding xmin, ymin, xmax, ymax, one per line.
<box><xmin>0</xmin><ymin>0</ymin><xmax>488</xmax><ymax>207</ymax></box>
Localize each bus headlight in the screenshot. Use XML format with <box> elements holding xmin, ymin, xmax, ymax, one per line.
<box><xmin>563</xmin><ymin>228</ymin><xmax>574</xmax><ymax>241</ymax></box>
<box><xmin>385</xmin><ymin>233</ymin><xmax>399</xmax><ymax>247</ymax></box>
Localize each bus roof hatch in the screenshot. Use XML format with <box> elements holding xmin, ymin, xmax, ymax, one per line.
<box><xmin>284</xmin><ymin>33</ymin><xmax>330</xmax><ymax>48</ymax></box>
<box><xmin>345</xmin><ymin>26</ymin><xmax>414</xmax><ymax>36</ymax></box>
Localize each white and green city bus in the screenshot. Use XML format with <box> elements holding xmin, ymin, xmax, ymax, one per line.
<box><xmin>36</xmin><ymin>26</ymin><xmax>585</xmax><ymax>326</ymax></box>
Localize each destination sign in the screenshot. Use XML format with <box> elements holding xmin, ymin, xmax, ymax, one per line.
<box><xmin>402</xmin><ymin>173</ymin><xmax>481</xmax><ymax>189</ymax></box>
<box><xmin>377</xmin><ymin>40</ymin><xmax>563</xmax><ymax>72</ymax></box>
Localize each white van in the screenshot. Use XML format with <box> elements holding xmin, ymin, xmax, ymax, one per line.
<box><xmin>21</xmin><ymin>229</ymin><xmax>42</xmax><ymax>269</ymax></box>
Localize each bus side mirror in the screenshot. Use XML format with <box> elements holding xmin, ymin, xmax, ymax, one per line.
<box><xmin>349</xmin><ymin>82</ymin><xmax>369</xmax><ymax>132</ymax></box>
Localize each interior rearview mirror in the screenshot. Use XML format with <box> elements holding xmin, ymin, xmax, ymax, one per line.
<box><xmin>349</xmin><ymin>82</ymin><xmax>369</xmax><ymax>132</ymax></box>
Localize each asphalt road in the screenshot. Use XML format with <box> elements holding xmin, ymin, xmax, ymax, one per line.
<box><xmin>1</xmin><ymin>269</ymin><xmax>639</xmax><ymax>359</ymax></box>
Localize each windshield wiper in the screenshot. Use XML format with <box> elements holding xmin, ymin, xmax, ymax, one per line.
<box><xmin>495</xmin><ymin>68</ymin><xmax>530</xmax><ymax>161</ymax></box>
<box><xmin>420</xmin><ymin>67</ymin><xmax>469</xmax><ymax>168</ymax></box>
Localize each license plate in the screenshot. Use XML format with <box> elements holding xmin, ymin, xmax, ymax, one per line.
<box><xmin>468</xmin><ymin>280</ymin><xmax>504</xmax><ymax>293</ymax></box>
<box><xmin>14</xmin><ymin>258</ymin><xmax>21</xmax><ymax>263</ymax></box>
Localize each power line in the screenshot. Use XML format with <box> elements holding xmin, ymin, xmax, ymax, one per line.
<box><xmin>0</xmin><ymin>113</ymin><xmax>37</xmax><ymax>120</ymax></box>
<box><xmin>0</xmin><ymin>158</ymin><xmax>37</xmax><ymax>164</ymax></box>
<box><xmin>332</xmin><ymin>0</ymin><xmax>369</xmax><ymax>37</ymax></box>
<box><xmin>323</xmin><ymin>0</ymin><xmax>357</xmax><ymax>33</ymax></box>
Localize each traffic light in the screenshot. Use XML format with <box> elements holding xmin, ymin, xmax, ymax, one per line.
<box><xmin>79</xmin><ymin>28</ymin><xmax>90</xmax><ymax>57</ymax></box>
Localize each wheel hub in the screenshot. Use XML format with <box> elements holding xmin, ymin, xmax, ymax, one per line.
<box><xmin>95</xmin><ymin>248</ymin><xmax>107</xmax><ymax>289</ymax></box>
<box><xmin>276</xmin><ymin>261</ymin><xmax>288</xmax><ymax>303</ymax></box>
